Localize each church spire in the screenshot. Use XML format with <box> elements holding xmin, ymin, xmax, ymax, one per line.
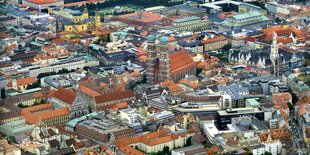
<box><xmin>270</xmin><ymin>32</ymin><xmax>279</xmax><ymax>76</ymax></box>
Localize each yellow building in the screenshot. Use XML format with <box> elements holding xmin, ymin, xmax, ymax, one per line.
<box><xmin>49</xmin><ymin>7</ymin><xmax>100</xmax><ymax>32</ymax></box>
<box><xmin>21</xmin><ymin>103</ymin><xmax>69</xmax><ymax>127</ymax></box>
<box><xmin>238</xmin><ymin>3</ymin><xmax>267</xmax><ymax>15</ymax></box>
<box><xmin>202</xmin><ymin>36</ymin><xmax>228</xmax><ymax>52</ymax></box>
<box><xmin>114</xmin><ymin>129</ymin><xmax>194</xmax><ymax>154</ymax></box>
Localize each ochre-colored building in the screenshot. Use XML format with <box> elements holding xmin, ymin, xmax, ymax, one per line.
<box><xmin>21</xmin><ymin>103</ymin><xmax>69</xmax><ymax>126</ymax></box>
<box><xmin>114</xmin><ymin>129</ymin><xmax>193</xmax><ymax>154</ymax></box>
<box><xmin>201</xmin><ymin>36</ymin><xmax>228</xmax><ymax>52</ymax></box>
<box><xmin>49</xmin><ymin>8</ymin><xmax>100</xmax><ymax>32</ymax></box>
<box><xmin>7</xmin><ymin>77</ymin><xmax>37</xmax><ymax>92</ymax></box>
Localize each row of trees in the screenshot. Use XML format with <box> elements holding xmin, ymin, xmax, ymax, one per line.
<box><xmin>18</xmin><ymin>99</ymin><xmax>46</xmax><ymax>108</ymax></box>
<box><xmin>68</xmin><ymin>0</ymin><xmax>183</xmax><ymax>14</ymax></box>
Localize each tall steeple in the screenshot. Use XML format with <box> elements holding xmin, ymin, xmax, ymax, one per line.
<box><xmin>55</xmin><ymin>16</ymin><xmax>60</xmax><ymax>38</ymax></box>
<box><xmin>270</xmin><ymin>32</ymin><xmax>279</xmax><ymax>76</ymax></box>
<box><xmin>95</xmin><ymin>11</ymin><xmax>101</xmax><ymax>29</ymax></box>
<box><xmin>146</xmin><ymin>34</ymin><xmax>157</xmax><ymax>84</ymax></box>
<box><xmin>158</xmin><ymin>36</ymin><xmax>171</xmax><ymax>82</ymax></box>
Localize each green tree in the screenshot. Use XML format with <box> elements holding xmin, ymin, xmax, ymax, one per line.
<box><xmin>186</xmin><ymin>137</ymin><xmax>192</xmax><ymax>146</ymax></box>
<box><xmin>57</xmin><ymin>68</ymin><xmax>70</xmax><ymax>74</ymax></box>
<box><xmin>163</xmin><ymin>146</ymin><xmax>170</xmax><ymax>155</ymax></box>
<box><xmin>287</xmin><ymin>102</ymin><xmax>294</xmax><ymax>111</ymax></box>
<box><xmin>18</xmin><ymin>103</ymin><xmax>28</xmax><ymax>108</ymax></box>
<box><xmin>40</xmin><ymin>99</ymin><xmax>45</xmax><ymax>104</ymax></box>
<box><xmin>262</xmin><ymin>151</ymin><xmax>272</xmax><ymax>155</ymax></box>
<box><xmin>222</xmin><ymin>43</ymin><xmax>232</xmax><ymax>52</ymax></box>
<box><xmin>1</xmin><ymin>88</ymin><xmax>6</xmax><ymax>99</ymax></box>
<box><xmin>26</xmin><ymin>82</ymin><xmax>41</xmax><ymax>90</ymax></box>
<box><xmin>196</xmin><ymin>68</ymin><xmax>203</xmax><ymax>76</ymax></box>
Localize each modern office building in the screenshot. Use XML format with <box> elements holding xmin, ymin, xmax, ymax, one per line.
<box><xmin>217</xmin><ymin>107</ymin><xmax>265</xmax><ymax>129</ymax></box>
<box><xmin>218</xmin><ymin>83</ymin><xmax>249</xmax><ymax>108</ymax></box>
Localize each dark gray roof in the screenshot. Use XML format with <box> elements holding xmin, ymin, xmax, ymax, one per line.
<box><xmin>48</xmin><ymin>139</ymin><xmax>60</xmax><ymax>148</ymax></box>
<box><xmin>177</xmin><ymin>39</ymin><xmax>202</xmax><ymax>47</ymax></box>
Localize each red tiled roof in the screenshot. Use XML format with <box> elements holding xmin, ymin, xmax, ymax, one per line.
<box><xmin>259</xmin><ymin>127</ymin><xmax>292</xmax><ymax>142</ymax></box>
<box><xmin>262</xmin><ymin>26</ymin><xmax>306</xmax><ymax>43</ymax></box>
<box><xmin>40</xmin><ymin>107</ymin><xmax>69</xmax><ymax>120</ymax></box>
<box><xmin>140</xmin><ymin>31</ymin><xmax>148</xmax><ymax>36</ymax></box>
<box><xmin>201</xmin><ymin>36</ymin><xmax>227</xmax><ymax>44</ymax></box>
<box><xmin>51</xmin><ymin>38</ymin><xmax>66</xmax><ymax>44</ymax></box>
<box><xmin>161</xmin><ymin>80</ymin><xmax>183</xmax><ymax>93</ymax></box>
<box><xmin>109</xmin><ymin>102</ymin><xmax>128</xmax><ymax>112</ymax></box>
<box><xmin>21</xmin><ymin>103</ymin><xmax>69</xmax><ymax>125</ymax></box>
<box><xmin>296</xmin><ymin>96</ymin><xmax>310</xmax><ymax>105</ymax></box>
<box><xmin>114</xmin><ymin>128</ymin><xmax>188</xmax><ymax>150</ymax></box>
<box><xmin>117</xmin><ymin>11</ymin><xmax>162</xmax><ymax>23</ymax></box>
<box><xmin>48</xmin><ymin>88</ymin><xmax>77</xmax><ymax>105</ymax></box>
<box><xmin>94</xmin><ymin>90</ymin><xmax>135</xmax><ymax>104</ymax></box>
<box><xmin>119</xmin><ymin>145</ymin><xmax>144</xmax><ymax>155</ymax></box>
<box><xmin>7</xmin><ymin>77</ymin><xmax>37</xmax><ymax>87</ymax></box>
<box><xmin>178</xmin><ymin>79</ymin><xmax>199</xmax><ymax>89</ymax></box>
<box><xmin>306</xmin><ymin>128</ymin><xmax>310</xmax><ymax>139</ymax></box>
<box><xmin>299</xmin><ymin>105</ymin><xmax>307</xmax><ymax>116</ymax></box>
<box><xmin>25</xmin><ymin>0</ymin><xmax>61</xmax><ymax>4</ymax></box>
<box><xmin>272</xmin><ymin>92</ymin><xmax>292</xmax><ymax>108</ymax></box>
<box><xmin>217</xmin><ymin>12</ymin><xmax>235</xmax><ymax>19</ymax></box>
<box><xmin>168</xmin><ymin>36</ymin><xmax>176</xmax><ymax>42</ymax></box>
<box><xmin>169</xmin><ymin>50</ymin><xmax>196</xmax><ymax>75</ymax></box>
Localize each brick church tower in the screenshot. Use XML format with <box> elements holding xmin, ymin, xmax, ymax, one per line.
<box><xmin>146</xmin><ymin>35</ymin><xmax>197</xmax><ymax>84</ymax></box>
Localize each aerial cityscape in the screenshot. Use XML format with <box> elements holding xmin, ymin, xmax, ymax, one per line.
<box><xmin>0</xmin><ymin>0</ymin><xmax>309</xmax><ymax>154</ymax></box>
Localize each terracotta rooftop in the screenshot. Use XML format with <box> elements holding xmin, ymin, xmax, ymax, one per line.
<box><xmin>296</xmin><ymin>95</ymin><xmax>310</xmax><ymax>105</ymax></box>
<box><xmin>259</xmin><ymin>127</ymin><xmax>292</xmax><ymax>142</ymax></box>
<box><xmin>178</xmin><ymin>79</ymin><xmax>199</xmax><ymax>89</ymax></box>
<box><xmin>21</xmin><ymin>103</ymin><xmax>69</xmax><ymax>125</ymax></box>
<box><xmin>169</xmin><ymin>50</ymin><xmax>196</xmax><ymax>75</ymax></box>
<box><xmin>25</xmin><ymin>0</ymin><xmax>61</xmax><ymax>4</ymax></box>
<box><xmin>217</xmin><ymin>12</ymin><xmax>236</xmax><ymax>19</ymax></box>
<box><xmin>298</xmin><ymin>105</ymin><xmax>307</xmax><ymax>116</ymax></box>
<box><xmin>94</xmin><ymin>90</ymin><xmax>135</xmax><ymax>104</ymax></box>
<box><xmin>262</xmin><ymin>26</ymin><xmax>306</xmax><ymax>42</ymax></box>
<box><xmin>201</xmin><ymin>36</ymin><xmax>227</xmax><ymax>44</ymax></box>
<box><xmin>272</xmin><ymin>92</ymin><xmax>292</xmax><ymax>108</ymax></box>
<box><xmin>306</xmin><ymin>128</ymin><xmax>310</xmax><ymax>139</ymax></box>
<box><xmin>48</xmin><ymin>88</ymin><xmax>77</xmax><ymax>105</ymax></box>
<box><xmin>7</xmin><ymin>77</ymin><xmax>37</xmax><ymax>87</ymax></box>
<box><xmin>117</xmin><ymin>11</ymin><xmax>162</xmax><ymax>23</ymax></box>
<box><xmin>114</xmin><ymin>128</ymin><xmax>188</xmax><ymax>150</ymax></box>
<box><xmin>119</xmin><ymin>145</ymin><xmax>144</xmax><ymax>155</ymax></box>
<box><xmin>168</xmin><ymin>36</ymin><xmax>176</xmax><ymax>42</ymax></box>
<box><xmin>161</xmin><ymin>80</ymin><xmax>183</xmax><ymax>93</ymax></box>
<box><xmin>79</xmin><ymin>78</ymin><xmax>125</xmax><ymax>97</ymax></box>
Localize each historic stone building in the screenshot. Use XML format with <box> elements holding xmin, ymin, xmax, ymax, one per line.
<box><xmin>270</xmin><ymin>32</ymin><xmax>280</xmax><ymax>76</ymax></box>
<box><xmin>146</xmin><ymin>35</ymin><xmax>197</xmax><ymax>84</ymax></box>
<box><xmin>229</xmin><ymin>32</ymin><xmax>304</xmax><ymax>76</ymax></box>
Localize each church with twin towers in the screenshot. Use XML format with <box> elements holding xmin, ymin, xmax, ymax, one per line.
<box><xmin>146</xmin><ymin>35</ymin><xmax>197</xmax><ymax>84</ymax></box>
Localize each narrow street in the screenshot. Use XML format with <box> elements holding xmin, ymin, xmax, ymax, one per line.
<box><xmin>289</xmin><ymin>111</ymin><xmax>308</xmax><ymax>154</ymax></box>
